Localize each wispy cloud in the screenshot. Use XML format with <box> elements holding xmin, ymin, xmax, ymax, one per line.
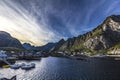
<box><xmin>0</xmin><ymin>0</ymin><xmax>120</xmax><ymax>46</ymax></box>
<box><xmin>0</xmin><ymin>0</ymin><xmax>61</xmax><ymax>46</ymax></box>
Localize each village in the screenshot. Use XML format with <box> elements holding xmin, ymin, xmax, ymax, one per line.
<box><xmin>0</xmin><ymin>50</ymin><xmax>48</xmax><ymax>68</ymax></box>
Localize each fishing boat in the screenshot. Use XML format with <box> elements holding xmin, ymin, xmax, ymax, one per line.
<box><xmin>21</xmin><ymin>63</ymin><xmax>35</xmax><ymax>70</ymax></box>
<box><xmin>30</xmin><ymin>63</ymin><xmax>35</xmax><ymax>68</ymax></box>
<box><xmin>10</xmin><ymin>64</ymin><xmax>21</xmax><ymax>69</ymax></box>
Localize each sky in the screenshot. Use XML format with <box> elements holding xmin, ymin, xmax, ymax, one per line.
<box><xmin>0</xmin><ymin>0</ymin><xmax>120</xmax><ymax>46</ymax></box>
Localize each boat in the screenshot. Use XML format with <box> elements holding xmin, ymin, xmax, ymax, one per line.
<box><xmin>21</xmin><ymin>63</ymin><xmax>25</xmax><ymax>67</ymax></box>
<box><xmin>10</xmin><ymin>64</ymin><xmax>21</xmax><ymax>69</ymax></box>
<box><xmin>9</xmin><ymin>63</ymin><xmax>35</xmax><ymax>70</ymax></box>
<box><xmin>30</xmin><ymin>63</ymin><xmax>35</xmax><ymax>68</ymax></box>
<box><xmin>21</xmin><ymin>63</ymin><xmax>35</xmax><ymax>70</ymax></box>
<box><xmin>2</xmin><ymin>65</ymin><xmax>10</xmax><ymax>68</ymax></box>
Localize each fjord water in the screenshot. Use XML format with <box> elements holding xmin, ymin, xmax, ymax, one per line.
<box><xmin>0</xmin><ymin>57</ymin><xmax>120</xmax><ymax>80</ymax></box>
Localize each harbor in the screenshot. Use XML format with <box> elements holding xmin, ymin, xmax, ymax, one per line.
<box><xmin>0</xmin><ymin>57</ymin><xmax>120</xmax><ymax>80</ymax></box>
<box><xmin>1</xmin><ymin>50</ymin><xmax>120</xmax><ymax>79</ymax></box>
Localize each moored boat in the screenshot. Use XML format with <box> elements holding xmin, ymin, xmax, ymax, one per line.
<box><xmin>10</xmin><ymin>64</ymin><xmax>21</xmax><ymax>69</ymax></box>
<box><xmin>21</xmin><ymin>63</ymin><xmax>35</xmax><ymax>70</ymax></box>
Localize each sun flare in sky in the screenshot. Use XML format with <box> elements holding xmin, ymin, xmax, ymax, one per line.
<box><xmin>0</xmin><ymin>0</ymin><xmax>57</xmax><ymax>46</ymax></box>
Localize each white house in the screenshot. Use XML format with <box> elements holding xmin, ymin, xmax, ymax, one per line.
<box><xmin>0</xmin><ymin>50</ymin><xmax>7</xmax><ymax>59</ymax></box>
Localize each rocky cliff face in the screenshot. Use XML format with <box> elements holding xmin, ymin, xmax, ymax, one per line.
<box><xmin>0</xmin><ymin>31</ymin><xmax>23</xmax><ymax>49</ymax></box>
<box><xmin>55</xmin><ymin>15</ymin><xmax>120</xmax><ymax>54</ymax></box>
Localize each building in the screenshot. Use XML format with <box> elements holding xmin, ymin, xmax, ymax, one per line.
<box><xmin>0</xmin><ymin>50</ymin><xmax>7</xmax><ymax>60</ymax></box>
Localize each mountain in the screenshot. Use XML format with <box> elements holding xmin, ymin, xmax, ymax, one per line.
<box><xmin>53</xmin><ymin>15</ymin><xmax>120</xmax><ymax>55</ymax></box>
<box><xmin>23</xmin><ymin>42</ymin><xmax>56</xmax><ymax>52</ymax></box>
<box><xmin>50</xmin><ymin>39</ymin><xmax>65</xmax><ymax>52</ymax></box>
<box><xmin>0</xmin><ymin>31</ymin><xmax>23</xmax><ymax>49</ymax></box>
<box><xmin>22</xmin><ymin>43</ymin><xmax>35</xmax><ymax>50</ymax></box>
<box><xmin>40</xmin><ymin>43</ymin><xmax>56</xmax><ymax>52</ymax></box>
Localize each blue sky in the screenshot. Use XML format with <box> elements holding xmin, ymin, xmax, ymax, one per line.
<box><xmin>0</xmin><ymin>0</ymin><xmax>120</xmax><ymax>46</ymax></box>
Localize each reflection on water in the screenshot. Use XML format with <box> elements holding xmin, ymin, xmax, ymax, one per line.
<box><xmin>0</xmin><ymin>57</ymin><xmax>120</xmax><ymax>80</ymax></box>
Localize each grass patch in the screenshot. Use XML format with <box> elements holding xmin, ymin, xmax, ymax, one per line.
<box><xmin>93</xmin><ymin>28</ymin><xmax>102</xmax><ymax>37</ymax></box>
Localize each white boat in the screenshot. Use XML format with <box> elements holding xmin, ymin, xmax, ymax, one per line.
<box><xmin>21</xmin><ymin>63</ymin><xmax>25</xmax><ymax>66</ymax></box>
<box><xmin>21</xmin><ymin>63</ymin><xmax>35</xmax><ymax>70</ymax></box>
<box><xmin>30</xmin><ymin>63</ymin><xmax>35</xmax><ymax>68</ymax></box>
<box><xmin>0</xmin><ymin>50</ymin><xmax>8</xmax><ymax>60</ymax></box>
<box><xmin>10</xmin><ymin>64</ymin><xmax>21</xmax><ymax>69</ymax></box>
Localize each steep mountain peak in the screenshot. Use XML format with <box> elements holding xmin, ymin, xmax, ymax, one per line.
<box><xmin>108</xmin><ymin>15</ymin><xmax>120</xmax><ymax>22</ymax></box>
<box><xmin>59</xmin><ymin>39</ymin><xmax>65</xmax><ymax>42</ymax></box>
<box><xmin>102</xmin><ymin>15</ymin><xmax>120</xmax><ymax>32</ymax></box>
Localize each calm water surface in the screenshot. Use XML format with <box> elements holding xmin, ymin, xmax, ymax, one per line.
<box><xmin>0</xmin><ymin>57</ymin><xmax>120</xmax><ymax>80</ymax></box>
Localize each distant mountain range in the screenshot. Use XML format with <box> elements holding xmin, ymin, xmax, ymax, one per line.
<box><xmin>23</xmin><ymin>39</ymin><xmax>65</xmax><ymax>52</ymax></box>
<box><xmin>0</xmin><ymin>31</ymin><xmax>23</xmax><ymax>49</ymax></box>
<box><xmin>23</xmin><ymin>43</ymin><xmax>56</xmax><ymax>52</ymax></box>
<box><xmin>0</xmin><ymin>31</ymin><xmax>56</xmax><ymax>52</ymax></box>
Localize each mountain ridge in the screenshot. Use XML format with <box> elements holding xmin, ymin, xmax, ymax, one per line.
<box><xmin>50</xmin><ymin>15</ymin><xmax>120</xmax><ymax>55</ymax></box>
<box><xmin>1</xmin><ymin>15</ymin><xmax>120</xmax><ymax>55</ymax></box>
